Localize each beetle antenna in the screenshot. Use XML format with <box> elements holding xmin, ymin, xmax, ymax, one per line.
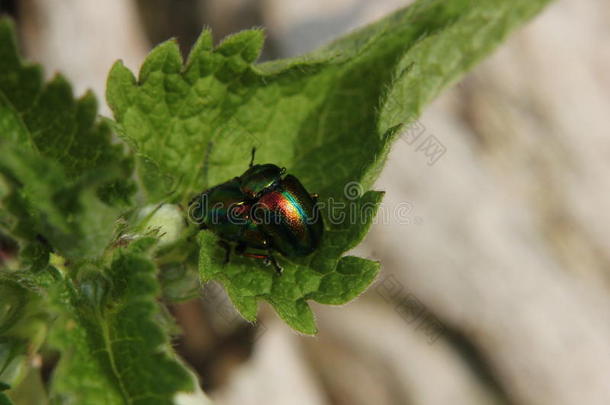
<box><xmin>249</xmin><ymin>147</ymin><xmax>256</xmax><ymax>168</ymax></box>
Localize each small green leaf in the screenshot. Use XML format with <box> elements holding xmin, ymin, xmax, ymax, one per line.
<box><xmin>0</xmin><ymin>17</ymin><xmax>135</xmax><ymax>264</ymax></box>
<box><xmin>49</xmin><ymin>241</ymin><xmax>195</xmax><ymax>404</ymax></box>
<box><xmin>0</xmin><ymin>271</ymin><xmax>49</xmax><ymax>390</ymax></box>
<box><xmin>108</xmin><ymin>0</ymin><xmax>553</xmax><ymax>333</ymax></box>
<box><xmin>0</xmin><ymin>393</ymin><xmax>12</xmax><ymax>405</ymax></box>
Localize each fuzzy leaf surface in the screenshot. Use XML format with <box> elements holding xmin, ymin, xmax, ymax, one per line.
<box><xmin>0</xmin><ymin>18</ymin><xmax>135</xmax><ymax>264</ymax></box>
<box><xmin>49</xmin><ymin>240</ymin><xmax>194</xmax><ymax>404</ymax></box>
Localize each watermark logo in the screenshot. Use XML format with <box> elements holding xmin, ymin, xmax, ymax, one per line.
<box><xmin>188</xmin><ymin>181</ymin><xmax>422</xmax><ymax>227</ymax></box>
<box><xmin>415</xmin><ymin>133</ymin><xmax>446</xmax><ymax>166</ymax></box>
<box><xmin>375</xmin><ymin>274</ymin><xmax>445</xmax><ymax>344</ymax></box>
<box><xmin>202</xmin><ymin>282</ymin><xmax>267</xmax><ymax>341</ymax></box>
<box><xmin>344</xmin><ymin>181</ymin><xmax>364</xmax><ymax>200</ymax></box>
<box><xmin>401</xmin><ymin>119</ymin><xmax>447</xmax><ymax>166</ymax></box>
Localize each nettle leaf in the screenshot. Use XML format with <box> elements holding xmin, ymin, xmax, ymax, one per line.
<box><xmin>49</xmin><ymin>239</ymin><xmax>195</xmax><ymax>404</ymax></box>
<box><xmin>0</xmin><ymin>392</ymin><xmax>12</xmax><ymax>405</ymax></box>
<box><xmin>107</xmin><ymin>0</ymin><xmax>552</xmax><ymax>333</ymax></box>
<box><xmin>0</xmin><ymin>271</ymin><xmax>48</xmax><ymax>391</ymax></box>
<box><xmin>0</xmin><ymin>18</ymin><xmax>135</xmax><ymax>263</ymax></box>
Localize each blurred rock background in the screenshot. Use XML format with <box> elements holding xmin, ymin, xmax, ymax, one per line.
<box><xmin>3</xmin><ymin>0</ymin><xmax>609</xmax><ymax>404</ymax></box>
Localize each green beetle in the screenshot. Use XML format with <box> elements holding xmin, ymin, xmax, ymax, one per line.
<box><xmin>189</xmin><ymin>149</ymin><xmax>323</xmax><ymax>273</ymax></box>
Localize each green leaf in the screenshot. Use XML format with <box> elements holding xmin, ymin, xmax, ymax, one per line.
<box><xmin>107</xmin><ymin>0</ymin><xmax>553</xmax><ymax>333</ymax></box>
<box><xmin>0</xmin><ymin>393</ymin><xmax>12</xmax><ymax>405</ymax></box>
<box><xmin>0</xmin><ymin>380</ymin><xmax>11</xmax><ymax>405</ymax></box>
<box><xmin>0</xmin><ymin>271</ymin><xmax>49</xmax><ymax>390</ymax></box>
<box><xmin>49</xmin><ymin>240</ymin><xmax>195</xmax><ymax>404</ymax></box>
<box><xmin>197</xmin><ymin>190</ymin><xmax>383</xmax><ymax>334</ymax></box>
<box><xmin>0</xmin><ymin>17</ymin><xmax>135</xmax><ymax>263</ymax></box>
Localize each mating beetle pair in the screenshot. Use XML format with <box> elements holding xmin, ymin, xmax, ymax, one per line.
<box><xmin>189</xmin><ymin>149</ymin><xmax>323</xmax><ymax>273</ymax></box>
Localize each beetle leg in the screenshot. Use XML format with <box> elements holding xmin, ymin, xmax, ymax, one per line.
<box><xmin>217</xmin><ymin>240</ymin><xmax>231</xmax><ymax>264</ymax></box>
<box><xmin>235</xmin><ymin>245</ymin><xmax>283</xmax><ymax>275</ymax></box>
<box><xmin>265</xmin><ymin>254</ymin><xmax>283</xmax><ymax>275</ymax></box>
<box><xmin>310</xmin><ymin>193</ymin><xmax>319</xmax><ymax>200</ymax></box>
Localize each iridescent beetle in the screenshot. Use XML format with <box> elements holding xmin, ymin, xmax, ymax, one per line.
<box><xmin>189</xmin><ymin>149</ymin><xmax>323</xmax><ymax>273</ymax></box>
